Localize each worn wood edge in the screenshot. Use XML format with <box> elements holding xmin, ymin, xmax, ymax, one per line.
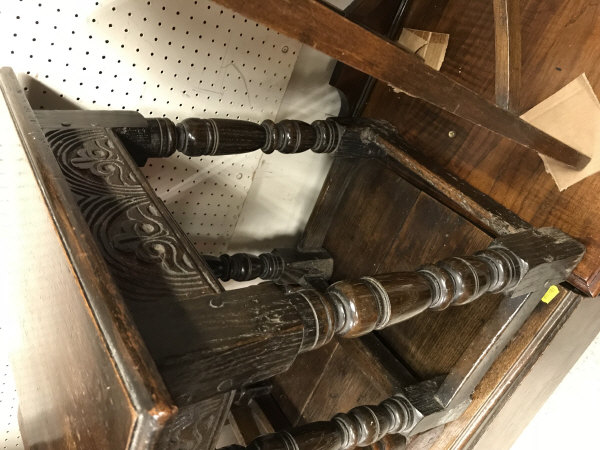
<box><xmin>230</xmin><ymin>397</ymin><xmax>277</xmax><ymax>444</ymax></box>
<box><xmin>493</xmin><ymin>0</ymin><xmax>521</xmax><ymax>112</ymax></box>
<box><xmin>423</xmin><ymin>288</ymin><xmax>579</xmax><ymax>449</ymax></box>
<box><xmin>0</xmin><ymin>67</ymin><xmax>177</xmax><ymax>446</ymax></box>
<box><xmin>214</xmin><ymin>0</ymin><xmax>590</xmax><ymax>169</ymax></box>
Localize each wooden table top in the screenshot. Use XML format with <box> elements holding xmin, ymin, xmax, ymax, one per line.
<box><xmin>0</xmin><ymin>67</ymin><xmax>176</xmax><ymax>449</ymax></box>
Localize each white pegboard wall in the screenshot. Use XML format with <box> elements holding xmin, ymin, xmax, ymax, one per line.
<box><xmin>0</xmin><ymin>327</ymin><xmax>21</xmax><ymax>450</ymax></box>
<box><xmin>1</xmin><ymin>0</ymin><xmax>301</xmax><ymax>254</ymax></box>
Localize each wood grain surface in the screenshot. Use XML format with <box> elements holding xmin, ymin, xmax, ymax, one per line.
<box><xmin>0</xmin><ymin>67</ymin><xmax>175</xmax><ymax>449</ymax></box>
<box><xmin>41</xmin><ymin>123</ymin><xmax>233</xmax><ymax>448</ymax></box>
<box><xmin>360</xmin><ymin>0</ymin><xmax>600</xmax><ymax>295</ymax></box>
<box><xmin>493</xmin><ymin>0</ymin><xmax>521</xmax><ymax>111</ymax></box>
<box><xmin>216</xmin><ymin>0</ymin><xmax>600</xmax><ymax>295</ymax></box>
<box><xmin>265</xmin><ymin>1</ymin><xmax>600</xmax><ymax>446</ymax></box>
<box><xmin>274</xmin><ymin>155</ymin><xmax>590</xmax><ymax>449</ymax></box>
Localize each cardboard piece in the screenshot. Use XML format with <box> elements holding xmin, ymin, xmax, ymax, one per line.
<box><xmin>397</xmin><ymin>28</ymin><xmax>449</xmax><ymax>71</ymax></box>
<box><xmin>521</xmin><ymin>73</ymin><xmax>600</xmax><ymax>191</ymax></box>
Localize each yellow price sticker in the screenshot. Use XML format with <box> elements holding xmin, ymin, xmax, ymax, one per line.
<box><xmin>541</xmin><ymin>285</ymin><xmax>559</xmax><ymax>304</ymax></box>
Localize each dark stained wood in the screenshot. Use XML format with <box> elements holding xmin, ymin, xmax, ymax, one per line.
<box><xmin>284</xmin><ymin>2</ymin><xmax>597</xmax><ymax>446</ymax></box>
<box><xmin>42</xmin><ymin>103</ymin><xmax>579</xmax><ymax>449</ymax></box>
<box><xmin>142</xmin><ymin>284</ymin><xmax>309</xmax><ymax>405</ymax></box>
<box><xmin>158</xmin><ymin>394</ymin><xmax>234</xmax><ymax>449</ymax></box>
<box><xmin>140</xmin><ymin>225</ymin><xmax>585</xmax><ymax>407</ymax></box>
<box><xmin>336</xmin><ymin>335</ymin><xmax>416</xmax><ymax>394</ymax></box>
<box><xmin>365</xmin><ymin>120</ymin><xmax>530</xmax><ymax>236</ymax></box>
<box><xmin>5</xmin><ymin>124</ymin><xmax>135</xmax><ymax>448</ymax></box>
<box><xmin>244</xmin><ymin>1</ymin><xmax>599</xmax><ymax>446</ymax></box>
<box><xmin>230</xmin><ymin>399</ymin><xmax>277</xmax><ymax>445</ymax></box>
<box><xmin>202</xmin><ymin>248</ymin><xmax>333</xmax><ymax>285</ymax></box>
<box><xmin>41</xmin><ymin>119</ymin><xmax>233</xmax><ymax>448</ymax></box>
<box><xmin>274</xmin><ymin>334</ymin><xmax>415</xmax><ymax>427</ymax></box>
<box><xmin>203</xmin><ymin>251</ymin><xmax>286</xmax><ymax>282</ymax></box>
<box><xmin>323</xmin><ymin>159</ymin><xmax>421</xmax><ymax>279</ymax></box>
<box><xmin>214</xmin><ymin>0</ymin><xmax>590</xmax><ymax>170</ymax></box>
<box><xmin>228</xmin><ymin>394</ymin><xmax>414</xmax><ymax>450</ymax></box>
<box><xmin>114</xmin><ymin>116</ymin><xmax>343</xmax><ymax>164</ymax></box>
<box><xmin>0</xmin><ymin>68</ymin><xmax>175</xmax><ymax>448</ymax></box>
<box><xmin>298</xmin><ymin>158</ymin><xmax>360</xmax><ymax>250</ymax></box>
<box><xmin>270</xmin><ymin>135</ymin><xmax>588</xmax><ymax>450</ymax></box>
<box><xmin>273</xmin><ymin>158</ymin><xmax>585</xmax><ymax>447</ymax></box>
<box><xmin>360</xmin><ymin>0</ymin><xmax>600</xmax><ymax>296</ymax></box>
<box><xmin>493</xmin><ymin>0</ymin><xmax>522</xmax><ymax>111</ymax></box>
<box><xmin>299</xmin><ymin>342</ymin><xmax>391</xmax><ymax>424</ymax></box>
<box><xmin>421</xmin><ymin>287</ymin><xmax>580</xmax><ymax>449</ymax></box>
<box><xmin>273</xmin><ymin>341</ymin><xmax>341</xmax><ymax>426</ymax></box>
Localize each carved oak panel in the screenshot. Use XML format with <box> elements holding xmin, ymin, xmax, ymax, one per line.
<box><xmin>43</xmin><ymin>126</ymin><xmax>230</xmax><ymax>450</ymax></box>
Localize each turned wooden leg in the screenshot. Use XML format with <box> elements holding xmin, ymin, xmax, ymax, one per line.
<box><xmin>221</xmin><ymin>394</ymin><xmax>414</xmax><ymax>450</ymax></box>
<box><xmin>148</xmin><ymin>228</ymin><xmax>583</xmax><ymax>406</ymax></box>
<box><xmin>114</xmin><ymin>117</ymin><xmax>343</xmax><ymax>161</ymax></box>
<box><xmin>113</xmin><ymin>116</ymin><xmax>388</xmax><ymax>165</ymax></box>
<box><xmin>202</xmin><ymin>248</ymin><xmax>333</xmax><ymax>287</ymax></box>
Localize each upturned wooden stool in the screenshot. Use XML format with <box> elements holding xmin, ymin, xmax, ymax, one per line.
<box><xmin>1</xmin><ymin>66</ymin><xmax>584</xmax><ymax>450</ymax></box>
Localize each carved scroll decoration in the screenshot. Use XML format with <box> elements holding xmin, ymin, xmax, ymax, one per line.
<box><xmin>45</xmin><ymin>128</ymin><xmax>217</xmax><ymax>302</ymax></box>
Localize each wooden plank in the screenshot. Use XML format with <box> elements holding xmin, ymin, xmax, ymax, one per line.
<box><xmin>360</xmin><ymin>0</ymin><xmax>600</xmax><ymax>295</ymax></box>
<box><xmin>298</xmin><ymin>343</ymin><xmax>390</xmax><ymax>423</ymax></box>
<box><xmin>376</xmin><ymin>193</ymin><xmax>501</xmax><ymax>377</ymax></box>
<box><xmin>373</xmin><ymin>127</ymin><xmax>530</xmax><ymax>235</ymax></box>
<box><xmin>272</xmin><ymin>341</ymin><xmax>340</xmax><ymax>426</ymax></box>
<box><xmin>298</xmin><ymin>158</ymin><xmax>358</xmax><ymax>250</ymax></box>
<box><xmin>0</xmin><ymin>68</ymin><xmax>175</xmax><ymax>449</ymax></box>
<box><xmin>322</xmin><ymin>158</ymin><xmax>421</xmax><ymax>280</ymax></box>
<box><xmin>214</xmin><ymin>0</ymin><xmax>589</xmax><ymax>169</ymax></box>
<box><xmin>328</xmin><ymin>0</ymin><xmax>408</xmax><ymax>116</ymax></box>
<box><xmin>493</xmin><ymin>0</ymin><xmax>522</xmax><ymax>112</ymax></box>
